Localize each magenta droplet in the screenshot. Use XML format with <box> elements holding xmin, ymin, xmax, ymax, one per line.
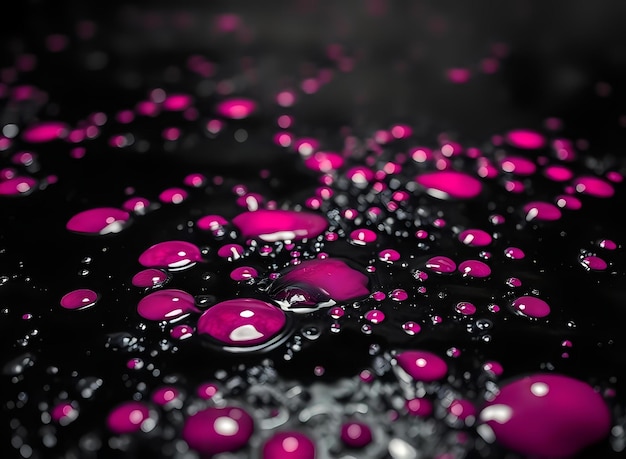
<box><xmin>406</xmin><ymin>398</ymin><xmax>433</xmax><ymax>417</ymax></box>
<box><xmin>22</xmin><ymin>121</ymin><xmax>68</xmax><ymax>143</ymax></box>
<box><xmin>183</xmin><ymin>173</ymin><xmax>206</xmax><ymax>188</ymax></box>
<box><xmin>159</xmin><ymin>187</ymin><xmax>188</xmax><ymax>204</ymax></box>
<box><xmin>137</xmin><ymin>289</ymin><xmax>198</xmax><ymax>321</ymax></box>
<box><xmin>511</xmin><ymin>295</ymin><xmax>550</xmax><ymax>318</ymax></box>
<box><xmin>504</xmin><ymin>247</ymin><xmax>525</xmax><ymax>259</ymax></box>
<box><xmin>458</xmin><ymin>229</ymin><xmax>492</xmax><ymax>247</ymax></box>
<box><xmin>230</xmin><ymin>266</ymin><xmax>258</xmax><ymax>281</ymax></box>
<box><xmin>66</xmin><ymin>207</ymin><xmax>130</xmax><ymax>235</ymax></box>
<box><xmin>378</xmin><ymin>249</ymin><xmax>401</xmax><ymax>262</ymax></box>
<box><xmin>391</xmin><ymin>289</ymin><xmax>409</xmax><ymax>301</ymax></box>
<box><xmin>425</xmin><ymin>256</ymin><xmax>457</xmax><ymax>274</ymax></box>
<box><xmin>573</xmin><ymin>176</ymin><xmax>615</xmax><ymax>198</ymax></box>
<box><xmin>197</xmin><ymin>298</ymin><xmax>286</xmax><ymax>347</ymax></box>
<box><xmin>269</xmin><ymin>258</ymin><xmax>369</xmax><ymax>309</ymax></box>
<box><xmin>131</xmin><ymin>267</ymin><xmax>169</xmax><ymax>288</ymax></box>
<box><xmin>197</xmin><ymin>214</ymin><xmax>228</xmax><ymax>232</ymax></box>
<box><xmin>455</xmin><ymin>302</ymin><xmax>476</xmax><ymax>315</ymax></box>
<box><xmin>458</xmin><ymin>260</ymin><xmax>491</xmax><ymax>278</ymax></box>
<box><xmin>365</xmin><ymin>310</ymin><xmax>385</xmax><ymax>324</ymax></box>
<box><xmin>51</xmin><ymin>401</ymin><xmax>79</xmax><ymax>426</ymax></box>
<box><xmin>151</xmin><ymin>386</ymin><xmax>181</xmax><ymax>407</ymax></box>
<box><xmin>599</xmin><ymin>239</ymin><xmax>617</xmax><ymax>250</ymax></box>
<box><xmin>341</xmin><ymin>421</ymin><xmax>373</xmax><ymax>448</ymax></box>
<box><xmin>123</xmin><ymin>197</ymin><xmax>151</xmax><ymax>214</ymax></box>
<box><xmin>580</xmin><ymin>255</ymin><xmax>607</xmax><ymax>271</ymax></box>
<box><xmin>60</xmin><ymin>288</ymin><xmax>99</xmax><ymax>310</ymax></box>
<box><xmin>216</xmin><ymin>98</ymin><xmax>256</xmax><ymax>119</ymax></box>
<box><xmin>350</xmin><ymin>228</ymin><xmax>377</xmax><ymax>245</ymax></box>
<box><xmin>262</xmin><ymin>431</ymin><xmax>316</xmax><ymax>459</ymax></box>
<box><xmin>138</xmin><ymin>240</ymin><xmax>202</xmax><ymax>270</ymax></box>
<box><xmin>396</xmin><ymin>350</ymin><xmax>448</xmax><ymax>382</ymax></box>
<box><xmin>162</xmin><ymin>93</ymin><xmax>193</xmax><ymax>111</ymax></box>
<box><xmin>523</xmin><ymin>201</ymin><xmax>562</xmax><ymax>221</ymax></box>
<box><xmin>416</xmin><ymin>171</ymin><xmax>482</xmax><ymax>199</ymax></box>
<box><xmin>402</xmin><ymin>321</ymin><xmax>421</xmax><ymax>335</ymax></box>
<box><xmin>170</xmin><ymin>324</ymin><xmax>194</xmax><ymax>340</ymax></box>
<box><xmin>505</xmin><ymin>129</ymin><xmax>546</xmax><ymax>149</ymax></box>
<box><xmin>0</xmin><ymin>176</ymin><xmax>37</xmax><ymax>196</ymax></box>
<box><xmin>304</xmin><ymin>151</ymin><xmax>344</xmax><ymax>173</ymax></box>
<box><xmin>499</xmin><ymin>156</ymin><xmax>536</xmax><ymax>175</ymax></box>
<box><xmin>447</xmin><ymin>399</ymin><xmax>476</xmax><ymax>424</ymax></box>
<box><xmin>197</xmin><ymin>383</ymin><xmax>219</xmax><ymax>400</ymax></box>
<box><xmin>544</xmin><ymin>165</ymin><xmax>574</xmax><ymax>182</ymax></box>
<box><xmin>107</xmin><ymin>401</ymin><xmax>151</xmax><ymax>434</ymax></box>
<box><xmin>482</xmin><ymin>361</ymin><xmax>504</xmax><ymax>376</ymax></box>
<box><xmin>506</xmin><ymin>277</ymin><xmax>522</xmax><ymax>288</ymax></box>
<box><xmin>555</xmin><ymin>194</ymin><xmax>582</xmax><ymax>210</ymax></box>
<box><xmin>232</xmin><ymin>210</ymin><xmax>327</xmax><ymax>242</ymax></box>
<box><xmin>217</xmin><ymin>243</ymin><xmax>244</xmax><ymax>260</ymax></box>
<box><xmin>183</xmin><ymin>406</ymin><xmax>253</xmax><ymax>455</ymax></box>
<box><xmin>479</xmin><ymin>374</ymin><xmax>611</xmax><ymax>458</ymax></box>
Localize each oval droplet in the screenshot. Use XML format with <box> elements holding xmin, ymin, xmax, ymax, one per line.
<box><xmin>232</xmin><ymin>210</ymin><xmax>328</xmax><ymax>242</ymax></box>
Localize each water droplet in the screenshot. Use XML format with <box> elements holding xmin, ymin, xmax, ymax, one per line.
<box><xmin>416</xmin><ymin>171</ymin><xmax>482</xmax><ymax>199</ymax></box>
<box><xmin>138</xmin><ymin>240</ymin><xmax>202</xmax><ymax>270</ymax></box>
<box><xmin>60</xmin><ymin>289</ymin><xmax>99</xmax><ymax>310</ymax></box>
<box><xmin>262</xmin><ymin>431</ymin><xmax>316</xmax><ymax>459</ymax></box>
<box><xmin>137</xmin><ymin>289</ymin><xmax>199</xmax><ymax>321</ymax></box>
<box><xmin>131</xmin><ymin>269</ymin><xmax>169</xmax><ymax>288</ymax></box>
<box><xmin>425</xmin><ymin>256</ymin><xmax>457</xmax><ymax>274</ymax></box>
<box><xmin>458</xmin><ymin>229</ymin><xmax>492</xmax><ymax>247</ymax></box>
<box><xmin>66</xmin><ymin>208</ymin><xmax>130</xmax><ymax>235</ymax></box>
<box><xmin>458</xmin><ymin>260</ymin><xmax>491</xmax><ymax>278</ymax></box>
<box><xmin>232</xmin><ymin>210</ymin><xmax>327</xmax><ymax>242</ymax></box>
<box><xmin>511</xmin><ymin>295</ymin><xmax>550</xmax><ymax>318</ymax></box>
<box><xmin>395</xmin><ymin>350</ymin><xmax>448</xmax><ymax>382</ymax></box>
<box><xmin>182</xmin><ymin>406</ymin><xmax>253</xmax><ymax>455</ymax></box>
<box><xmin>341</xmin><ymin>421</ymin><xmax>373</xmax><ymax>448</ymax></box>
<box><xmin>106</xmin><ymin>401</ymin><xmax>153</xmax><ymax>434</ymax></box>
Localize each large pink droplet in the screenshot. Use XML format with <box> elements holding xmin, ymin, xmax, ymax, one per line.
<box><xmin>478</xmin><ymin>374</ymin><xmax>611</xmax><ymax>458</ymax></box>
<box><xmin>458</xmin><ymin>229</ymin><xmax>492</xmax><ymax>247</ymax></box>
<box><xmin>505</xmin><ymin>129</ymin><xmax>546</xmax><ymax>149</ymax></box>
<box><xmin>523</xmin><ymin>201</ymin><xmax>562</xmax><ymax>221</ymax></box>
<box><xmin>511</xmin><ymin>295</ymin><xmax>550</xmax><ymax>318</ymax></box>
<box><xmin>107</xmin><ymin>401</ymin><xmax>152</xmax><ymax>434</ymax></box>
<box><xmin>396</xmin><ymin>350</ymin><xmax>448</xmax><ymax>382</ymax></box>
<box><xmin>182</xmin><ymin>406</ymin><xmax>253</xmax><ymax>455</ymax></box>
<box><xmin>232</xmin><ymin>210</ymin><xmax>328</xmax><ymax>242</ymax></box>
<box><xmin>0</xmin><ymin>176</ymin><xmax>37</xmax><ymax>196</ymax></box>
<box><xmin>138</xmin><ymin>240</ymin><xmax>203</xmax><ymax>270</ymax></box>
<box><xmin>216</xmin><ymin>98</ymin><xmax>256</xmax><ymax>119</ymax></box>
<box><xmin>22</xmin><ymin>121</ymin><xmax>68</xmax><ymax>143</ymax></box>
<box><xmin>66</xmin><ymin>208</ymin><xmax>130</xmax><ymax>235</ymax></box>
<box><xmin>137</xmin><ymin>289</ymin><xmax>199</xmax><ymax>321</ymax></box>
<box><xmin>416</xmin><ymin>171</ymin><xmax>482</xmax><ymax>199</ymax></box>
<box><xmin>197</xmin><ymin>298</ymin><xmax>286</xmax><ymax>347</ymax></box>
<box><xmin>572</xmin><ymin>176</ymin><xmax>615</xmax><ymax>198</ymax></box>
<box><xmin>60</xmin><ymin>288</ymin><xmax>99</xmax><ymax>310</ymax></box>
<box><xmin>269</xmin><ymin>258</ymin><xmax>369</xmax><ymax>311</ymax></box>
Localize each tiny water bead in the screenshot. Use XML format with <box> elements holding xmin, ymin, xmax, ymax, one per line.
<box><xmin>232</xmin><ymin>209</ymin><xmax>328</xmax><ymax>242</ymax></box>
<box><xmin>511</xmin><ymin>295</ymin><xmax>550</xmax><ymax>318</ymax></box>
<box><xmin>136</xmin><ymin>289</ymin><xmax>199</xmax><ymax>321</ymax></box>
<box><xmin>197</xmin><ymin>298</ymin><xmax>286</xmax><ymax>347</ymax></box>
<box><xmin>416</xmin><ymin>170</ymin><xmax>482</xmax><ymax>199</ymax></box>
<box><xmin>478</xmin><ymin>374</ymin><xmax>611</xmax><ymax>458</ymax></box>
<box><xmin>395</xmin><ymin>350</ymin><xmax>448</xmax><ymax>382</ymax></box>
<box><xmin>170</xmin><ymin>324</ymin><xmax>194</xmax><ymax>340</ymax></box>
<box><xmin>106</xmin><ymin>401</ymin><xmax>153</xmax><ymax>434</ymax></box>
<box><xmin>66</xmin><ymin>207</ymin><xmax>130</xmax><ymax>235</ymax></box>
<box><xmin>269</xmin><ymin>258</ymin><xmax>369</xmax><ymax>311</ymax></box>
<box><xmin>262</xmin><ymin>431</ymin><xmax>316</xmax><ymax>459</ymax></box>
<box><xmin>182</xmin><ymin>406</ymin><xmax>254</xmax><ymax>455</ymax></box>
<box><xmin>60</xmin><ymin>288</ymin><xmax>99</xmax><ymax>310</ymax></box>
<box><xmin>138</xmin><ymin>240</ymin><xmax>203</xmax><ymax>270</ymax></box>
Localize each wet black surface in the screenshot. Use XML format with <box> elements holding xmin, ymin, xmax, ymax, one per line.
<box><xmin>3</xmin><ymin>1</ymin><xmax>626</xmax><ymax>458</ymax></box>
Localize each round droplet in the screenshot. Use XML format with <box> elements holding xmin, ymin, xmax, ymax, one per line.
<box><xmin>364</xmin><ymin>310</ymin><xmax>385</xmax><ymax>324</ymax></box>
<box><xmin>0</xmin><ymin>176</ymin><xmax>37</xmax><ymax>196</ymax></box>
<box><xmin>60</xmin><ymin>289</ymin><xmax>99</xmax><ymax>310</ymax></box>
<box><xmin>131</xmin><ymin>269</ymin><xmax>169</xmax><ymax>288</ymax></box>
<box><xmin>107</xmin><ymin>401</ymin><xmax>152</xmax><ymax>434</ymax></box>
<box><xmin>458</xmin><ymin>229</ymin><xmax>492</xmax><ymax>247</ymax></box>
<box><xmin>183</xmin><ymin>406</ymin><xmax>254</xmax><ymax>455</ymax></box>
<box><xmin>137</xmin><ymin>289</ymin><xmax>198</xmax><ymax>321</ymax></box>
<box><xmin>573</xmin><ymin>176</ymin><xmax>614</xmax><ymax>198</ymax></box>
<box><xmin>341</xmin><ymin>421</ymin><xmax>373</xmax><ymax>448</ymax></box>
<box><xmin>458</xmin><ymin>260</ymin><xmax>491</xmax><ymax>278</ymax></box>
<box><xmin>416</xmin><ymin>171</ymin><xmax>482</xmax><ymax>199</ymax></box>
<box><xmin>262</xmin><ymin>431</ymin><xmax>316</xmax><ymax>459</ymax></box>
<box><xmin>138</xmin><ymin>240</ymin><xmax>202</xmax><ymax>270</ymax></box>
<box><xmin>580</xmin><ymin>255</ymin><xmax>607</xmax><ymax>271</ymax></box>
<box><xmin>51</xmin><ymin>401</ymin><xmax>79</xmax><ymax>426</ymax></box>
<box><xmin>232</xmin><ymin>210</ymin><xmax>327</xmax><ymax>242</ymax></box>
<box><xmin>455</xmin><ymin>302</ymin><xmax>476</xmax><ymax>315</ymax></box>
<box><xmin>478</xmin><ymin>374</ymin><xmax>611</xmax><ymax>458</ymax></box>
<box><xmin>504</xmin><ymin>247</ymin><xmax>525</xmax><ymax>259</ymax></box>
<box><xmin>511</xmin><ymin>295</ymin><xmax>550</xmax><ymax>318</ymax></box>
<box><xmin>170</xmin><ymin>324</ymin><xmax>194</xmax><ymax>340</ymax></box>
<box><xmin>349</xmin><ymin>228</ymin><xmax>377</xmax><ymax>245</ymax></box>
<box><xmin>523</xmin><ymin>201</ymin><xmax>561</xmax><ymax>221</ymax></box>
<box><xmin>505</xmin><ymin>129</ymin><xmax>546</xmax><ymax>149</ymax></box>
<box><xmin>402</xmin><ymin>321</ymin><xmax>421</xmax><ymax>335</ymax></box>
<box><xmin>216</xmin><ymin>98</ymin><xmax>256</xmax><ymax>119</ymax></box>
<box><xmin>66</xmin><ymin>208</ymin><xmax>130</xmax><ymax>235</ymax></box>
<box><xmin>425</xmin><ymin>256</ymin><xmax>457</xmax><ymax>274</ymax></box>
<box><xmin>396</xmin><ymin>350</ymin><xmax>448</xmax><ymax>382</ymax></box>
<box><xmin>406</xmin><ymin>398</ymin><xmax>433</xmax><ymax>417</ymax></box>
<box><xmin>230</xmin><ymin>266</ymin><xmax>258</xmax><ymax>281</ymax></box>
<box><xmin>197</xmin><ymin>298</ymin><xmax>286</xmax><ymax>347</ymax></box>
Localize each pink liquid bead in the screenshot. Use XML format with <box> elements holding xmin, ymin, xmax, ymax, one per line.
<box><xmin>406</xmin><ymin>398</ymin><xmax>433</xmax><ymax>417</ymax></box>
<box><xmin>396</xmin><ymin>350</ymin><xmax>448</xmax><ymax>382</ymax></box>
<box><xmin>262</xmin><ymin>431</ymin><xmax>316</xmax><ymax>459</ymax></box>
<box><xmin>131</xmin><ymin>269</ymin><xmax>169</xmax><ymax>288</ymax></box>
<box><xmin>458</xmin><ymin>260</ymin><xmax>491</xmax><ymax>278</ymax></box>
<box><xmin>511</xmin><ymin>295</ymin><xmax>550</xmax><ymax>318</ymax></box>
<box><xmin>138</xmin><ymin>240</ymin><xmax>202</xmax><ymax>270</ymax></box>
<box><xmin>216</xmin><ymin>98</ymin><xmax>256</xmax><ymax>119</ymax></box>
<box><xmin>137</xmin><ymin>289</ymin><xmax>198</xmax><ymax>321</ymax></box>
<box><xmin>232</xmin><ymin>210</ymin><xmax>328</xmax><ymax>242</ymax></box>
<box><xmin>350</xmin><ymin>228</ymin><xmax>377</xmax><ymax>245</ymax></box>
<box><xmin>580</xmin><ymin>255</ymin><xmax>607</xmax><ymax>271</ymax></box>
<box><xmin>107</xmin><ymin>401</ymin><xmax>151</xmax><ymax>434</ymax></box>
<box><xmin>523</xmin><ymin>201</ymin><xmax>562</xmax><ymax>221</ymax></box>
<box><xmin>22</xmin><ymin>121</ymin><xmax>68</xmax><ymax>143</ymax></box>
<box><xmin>197</xmin><ymin>298</ymin><xmax>286</xmax><ymax>346</ymax></box>
<box><xmin>505</xmin><ymin>129</ymin><xmax>546</xmax><ymax>149</ymax></box>
<box><xmin>416</xmin><ymin>170</ymin><xmax>482</xmax><ymax>199</ymax></box>
<box><xmin>66</xmin><ymin>207</ymin><xmax>130</xmax><ymax>235</ymax></box>
<box><xmin>182</xmin><ymin>406</ymin><xmax>253</xmax><ymax>455</ymax></box>
<box><xmin>572</xmin><ymin>176</ymin><xmax>614</xmax><ymax>198</ymax></box>
<box><xmin>425</xmin><ymin>256</ymin><xmax>457</xmax><ymax>274</ymax></box>
<box><xmin>479</xmin><ymin>374</ymin><xmax>611</xmax><ymax>458</ymax></box>
<box><xmin>458</xmin><ymin>229</ymin><xmax>492</xmax><ymax>247</ymax></box>
<box><xmin>340</xmin><ymin>421</ymin><xmax>373</xmax><ymax>448</ymax></box>
<box><xmin>60</xmin><ymin>288</ymin><xmax>99</xmax><ymax>310</ymax></box>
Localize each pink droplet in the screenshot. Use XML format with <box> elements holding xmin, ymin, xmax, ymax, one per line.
<box><xmin>51</xmin><ymin>401</ymin><xmax>79</xmax><ymax>426</ymax></box>
<box><xmin>499</xmin><ymin>156</ymin><xmax>537</xmax><ymax>175</ymax></box>
<box><xmin>350</xmin><ymin>228</ymin><xmax>377</xmax><ymax>245</ymax></box>
<box><xmin>425</xmin><ymin>256</ymin><xmax>457</xmax><ymax>274</ymax></box>
<box><xmin>197</xmin><ymin>298</ymin><xmax>286</xmax><ymax>347</ymax></box>
<box><xmin>22</xmin><ymin>121</ymin><xmax>68</xmax><ymax>143</ymax></box>
<box><xmin>416</xmin><ymin>170</ymin><xmax>482</xmax><ymax>199</ymax></box>
<box><xmin>304</xmin><ymin>151</ymin><xmax>344</xmax><ymax>173</ymax></box>
<box><xmin>504</xmin><ymin>247</ymin><xmax>525</xmax><ymax>259</ymax></box>
<box><xmin>107</xmin><ymin>401</ymin><xmax>151</xmax><ymax>434</ymax></box>
<box><xmin>216</xmin><ymin>98</ymin><xmax>256</xmax><ymax>119</ymax></box>
<box><xmin>580</xmin><ymin>255</ymin><xmax>607</xmax><ymax>271</ymax></box>
<box><xmin>458</xmin><ymin>229</ymin><xmax>492</xmax><ymax>247</ymax></box>
<box><xmin>182</xmin><ymin>406</ymin><xmax>254</xmax><ymax>455</ymax></box>
<box><xmin>511</xmin><ymin>295</ymin><xmax>550</xmax><ymax>318</ymax></box>
<box><xmin>230</xmin><ymin>266</ymin><xmax>258</xmax><ymax>281</ymax></box>
<box><xmin>573</xmin><ymin>176</ymin><xmax>615</xmax><ymax>198</ymax></box>
<box><xmin>60</xmin><ymin>289</ymin><xmax>99</xmax><ymax>310</ymax></box>
<box><xmin>66</xmin><ymin>208</ymin><xmax>130</xmax><ymax>235</ymax></box>
<box><xmin>396</xmin><ymin>350</ymin><xmax>448</xmax><ymax>382</ymax></box>
<box><xmin>232</xmin><ymin>210</ymin><xmax>327</xmax><ymax>242</ymax></box>
<box><xmin>137</xmin><ymin>289</ymin><xmax>199</xmax><ymax>321</ymax></box>
<box><xmin>159</xmin><ymin>187</ymin><xmax>188</xmax><ymax>204</ymax></box>
<box><xmin>458</xmin><ymin>260</ymin><xmax>491</xmax><ymax>278</ymax></box>
<box><xmin>138</xmin><ymin>240</ymin><xmax>203</xmax><ymax>270</ymax></box>
<box><xmin>478</xmin><ymin>374</ymin><xmax>611</xmax><ymax>458</ymax></box>
<box><xmin>505</xmin><ymin>129</ymin><xmax>546</xmax><ymax>149</ymax></box>
<box><xmin>131</xmin><ymin>269</ymin><xmax>169</xmax><ymax>288</ymax></box>
<box><xmin>402</xmin><ymin>321</ymin><xmax>421</xmax><ymax>335</ymax></box>
<box><xmin>406</xmin><ymin>398</ymin><xmax>433</xmax><ymax>417</ymax></box>
<box><xmin>365</xmin><ymin>310</ymin><xmax>385</xmax><ymax>324</ymax></box>
<box><xmin>455</xmin><ymin>302</ymin><xmax>476</xmax><ymax>315</ymax></box>
<box><xmin>0</xmin><ymin>176</ymin><xmax>37</xmax><ymax>196</ymax></box>
<box><xmin>523</xmin><ymin>201</ymin><xmax>562</xmax><ymax>221</ymax></box>
<box><xmin>340</xmin><ymin>421</ymin><xmax>373</xmax><ymax>448</ymax></box>
<box><xmin>262</xmin><ymin>431</ymin><xmax>316</xmax><ymax>459</ymax></box>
